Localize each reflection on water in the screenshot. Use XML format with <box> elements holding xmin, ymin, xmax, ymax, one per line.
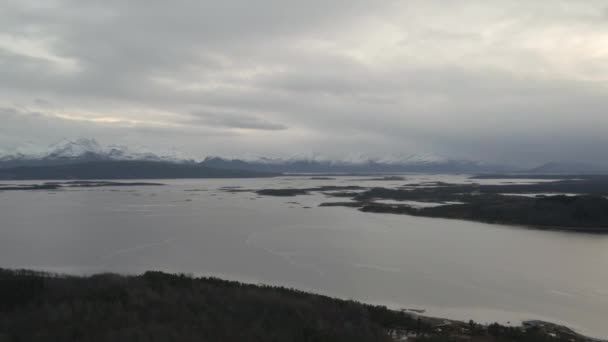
<box><xmin>0</xmin><ymin>175</ymin><xmax>607</xmax><ymax>338</ymax></box>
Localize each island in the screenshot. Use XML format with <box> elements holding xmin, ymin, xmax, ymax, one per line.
<box><xmin>234</xmin><ymin>175</ymin><xmax>608</xmax><ymax>232</ymax></box>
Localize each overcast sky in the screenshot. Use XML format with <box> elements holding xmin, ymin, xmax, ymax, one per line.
<box><xmin>1</xmin><ymin>0</ymin><xmax>607</xmax><ymax>165</ymax></box>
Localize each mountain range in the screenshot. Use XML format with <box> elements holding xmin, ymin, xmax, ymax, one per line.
<box><xmin>0</xmin><ymin>138</ymin><xmax>511</xmax><ymax>174</ymax></box>
<box><xmin>1</xmin><ymin>138</ymin><xmax>606</xmax><ymax>178</ymax></box>
<box><xmin>199</xmin><ymin>156</ymin><xmax>510</xmax><ymax>174</ymax></box>
<box><xmin>525</xmin><ymin>162</ymin><xmax>608</xmax><ymax>175</ymax></box>
<box><xmin>0</xmin><ymin>138</ymin><xmax>187</xmax><ymax>168</ymax></box>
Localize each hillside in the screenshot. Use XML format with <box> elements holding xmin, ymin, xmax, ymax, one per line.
<box><xmin>524</xmin><ymin>162</ymin><xmax>608</xmax><ymax>175</ymax></box>
<box><xmin>0</xmin><ymin>269</ymin><xmax>596</xmax><ymax>342</ymax></box>
<box><xmin>200</xmin><ymin>156</ymin><xmax>509</xmax><ymax>174</ymax></box>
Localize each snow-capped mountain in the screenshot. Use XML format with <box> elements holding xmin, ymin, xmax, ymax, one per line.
<box><xmin>203</xmin><ymin>152</ymin><xmax>445</xmax><ymax>166</ymax></box>
<box><xmin>0</xmin><ymin>138</ymin><xmax>188</xmax><ymax>167</ymax></box>
<box><xmin>199</xmin><ymin>155</ymin><xmax>508</xmax><ymax>174</ymax></box>
<box><xmin>0</xmin><ymin>138</ymin><xmax>513</xmax><ymax>173</ymax></box>
<box><xmin>45</xmin><ymin>138</ymin><xmax>105</xmax><ymax>159</ymax></box>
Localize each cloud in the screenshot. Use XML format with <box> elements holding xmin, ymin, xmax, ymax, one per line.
<box><xmin>189</xmin><ymin>110</ymin><xmax>287</xmax><ymax>131</ymax></box>
<box><xmin>0</xmin><ymin>0</ymin><xmax>607</xmax><ymax>165</ymax></box>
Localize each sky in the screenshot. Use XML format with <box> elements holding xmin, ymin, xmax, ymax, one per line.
<box><xmin>1</xmin><ymin>0</ymin><xmax>607</xmax><ymax>165</ymax></box>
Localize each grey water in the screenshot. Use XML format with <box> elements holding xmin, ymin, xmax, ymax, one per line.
<box><xmin>1</xmin><ymin>175</ymin><xmax>607</xmax><ymax>338</ymax></box>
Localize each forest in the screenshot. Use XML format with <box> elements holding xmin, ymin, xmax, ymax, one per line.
<box><xmin>0</xmin><ymin>269</ymin><xmax>594</xmax><ymax>342</ymax></box>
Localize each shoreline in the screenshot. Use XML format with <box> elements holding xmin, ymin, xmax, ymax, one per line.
<box><xmin>2</xmin><ymin>267</ymin><xmax>604</xmax><ymax>341</ymax></box>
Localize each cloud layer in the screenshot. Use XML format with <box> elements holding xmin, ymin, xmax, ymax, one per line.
<box><xmin>1</xmin><ymin>0</ymin><xmax>607</xmax><ymax>165</ymax></box>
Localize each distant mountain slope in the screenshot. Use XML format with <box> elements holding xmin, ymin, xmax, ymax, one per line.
<box><xmin>0</xmin><ymin>161</ymin><xmax>279</xmax><ymax>180</ymax></box>
<box><xmin>525</xmin><ymin>162</ymin><xmax>608</xmax><ymax>174</ymax></box>
<box><xmin>200</xmin><ymin>156</ymin><xmax>510</xmax><ymax>174</ymax></box>
<box><xmin>0</xmin><ymin>137</ymin><xmax>514</xmax><ymax>174</ymax></box>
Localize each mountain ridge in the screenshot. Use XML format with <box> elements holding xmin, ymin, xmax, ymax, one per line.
<box><xmin>0</xmin><ymin>138</ymin><xmax>510</xmax><ymax>173</ymax></box>
<box><xmin>0</xmin><ymin>138</ymin><xmax>191</xmax><ymax>168</ymax></box>
<box><xmin>8</xmin><ymin>138</ymin><xmax>605</xmax><ymax>174</ymax></box>
<box><xmin>524</xmin><ymin>162</ymin><xmax>608</xmax><ymax>174</ymax></box>
<box><xmin>199</xmin><ymin>156</ymin><xmax>511</xmax><ymax>174</ymax></box>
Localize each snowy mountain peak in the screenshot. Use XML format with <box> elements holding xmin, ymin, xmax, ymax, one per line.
<box><xmin>46</xmin><ymin>138</ymin><xmax>104</xmax><ymax>159</ymax></box>
<box><xmin>0</xmin><ymin>138</ymin><xmax>188</xmax><ymax>163</ymax></box>
<box><xmin>0</xmin><ymin>138</ymin><xmax>506</xmax><ymax>173</ymax></box>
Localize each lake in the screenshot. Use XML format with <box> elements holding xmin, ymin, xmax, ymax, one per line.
<box><xmin>1</xmin><ymin>175</ymin><xmax>607</xmax><ymax>338</ymax></box>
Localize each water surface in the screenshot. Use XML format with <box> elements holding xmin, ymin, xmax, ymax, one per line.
<box><xmin>1</xmin><ymin>176</ymin><xmax>607</xmax><ymax>338</ymax></box>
